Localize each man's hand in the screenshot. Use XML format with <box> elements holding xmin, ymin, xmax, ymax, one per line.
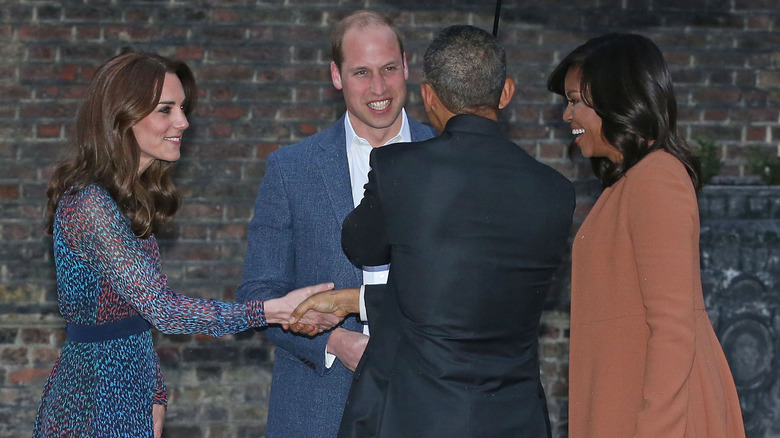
<box><xmin>152</xmin><ymin>404</ymin><xmax>165</xmax><ymax>438</ymax></box>
<box><xmin>289</xmin><ymin>287</ymin><xmax>361</xmax><ymax>335</ymax></box>
<box><xmin>264</xmin><ymin>282</ymin><xmax>336</xmax><ymax>331</ymax></box>
<box><xmin>326</xmin><ymin>327</ymin><xmax>368</xmax><ymax>371</ymax></box>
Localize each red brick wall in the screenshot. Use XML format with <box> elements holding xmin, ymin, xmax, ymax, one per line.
<box><xmin>1</xmin><ymin>1</ymin><xmax>778</xmax><ymax>436</ymax></box>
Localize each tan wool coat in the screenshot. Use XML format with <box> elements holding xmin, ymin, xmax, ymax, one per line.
<box><xmin>569</xmin><ymin>150</ymin><xmax>745</xmax><ymax>438</ymax></box>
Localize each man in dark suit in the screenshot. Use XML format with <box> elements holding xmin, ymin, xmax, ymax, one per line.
<box><xmin>235</xmin><ymin>10</ymin><xmax>435</xmax><ymax>438</ymax></box>
<box><xmin>292</xmin><ymin>25</ymin><xmax>575</xmax><ymax>437</ymax></box>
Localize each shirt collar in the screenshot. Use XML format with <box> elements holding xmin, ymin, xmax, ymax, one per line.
<box><xmin>344</xmin><ymin>108</ymin><xmax>411</xmax><ymax>148</ymax></box>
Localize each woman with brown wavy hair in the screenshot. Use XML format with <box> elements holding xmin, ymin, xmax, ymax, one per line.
<box><xmin>547</xmin><ymin>33</ymin><xmax>744</xmax><ymax>437</ymax></box>
<box><xmin>34</xmin><ymin>51</ymin><xmax>335</xmax><ymax>438</ymax></box>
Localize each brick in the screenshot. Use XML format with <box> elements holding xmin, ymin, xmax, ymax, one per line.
<box><xmin>27</xmin><ymin>45</ymin><xmax>57</xmax><ymax>61</ymax></box>
<box><xmin>197</xmin><ymin>104</ymin><xmax>247</xmax><ymax>119</ymax></box>
<box><xmin>176</xmin><ymin>46</ymin><xmax>204</xmax><ymax>61</ymax></box>
<box><xmin>277</xmin><ymin>105</ymin><xmax>334</xmax><ymax>121</ymax></box>
<box><xmin>74</xmin><ymin>26</ymin><xmax>102</xmax><ymax>41</ymax></box>
<box><xmin>8</xmin><ymin>369</ymin><xmax>50</xmax><ymax>385</ymax></box>
<box><xmin>703</xmin><ymin>109</ymin><xmax>728</xmax><ymax>122</ymax></box>
<box><xmin>18</xmin><ymin>25</ymin><xmax>72</xmax><ymax>41</ymax></box>
<box><xmin>210</xmin><ymin>46</ymin><xmax>289</xmax><ymax>63</ymax></box>
<box><xmin>32</xmin><ymin>348</ymin><xmax>60</xmax><ymax>367</ymax></box>
<box><xmin>35</xmin><ymin>124</ymin><xmax>60</xmax><ymax>138</ymax></box>
<box><xmin>198</xmin><ymin>27</ymin><xmax>246</xmax><ymax>43</ymax></box>
<box><xmin>759</xmin><ymin>70</ymin><xmax>780</xmax><ymax>88</ymax></box>
<box><xmin>19</xmin><ymin>65</ymin><xmax>63</xmax><ymax>82</ymax></box>
<box><xmin>60</xmin><ymin>44</ymin><xmax>116</xmax><ymax>62</ymax></box>
<box><xmin>22</xmin><ymin>102</ymin><xmax>80</xmax><ymax>119</ymax></box>
<box><xmin>0</xmin><ymin>85</ymin><xmax>31</xmax><ymax>99</ymax></box>
<box><xmin>1</xmin><ymin>348</ymin><xmax>28</xmax><ymax>365</ymax></box>
<box><xmin>213</xmin><ymin>8</ymin><xmax>239</xmax><ymax>22</ymax></box>
<box><xmin>256</xmin><ymin>143</ymin><xmax>280</xmax><ymax>159</ymax></box>
<box><xmin>692</xmin><ymin>87</ymin><xmax>742</xmax><ymax>105</ymax></box>
<box><xmin>746</xmin><ymin>126</ymin><xmax>770</xmax><ymax>142</ymax></box>
<box><xmin>104</xmin><ymin>26</ymin><xmax>162</xmax><ymax>42</ymax></box>
<box><xmin>210</xmin><ymin>122</ymin><xmax>232</xmax><ymax>137</ymax></box>
<box><xmin>3</xmin><ymin>223</ymin><xmax>33</xmax><ymax>240</ymax></box>
<box><xmin>63</xmin><ymin>5</ymin><xmax>121</xmax><ymax>21</ymax></box>
<box><xmin>206</xmin><ymin>87</ymin><xmax>235</xmax><ymax>100</ymax></box>
<box><xmin>197</xmin><ymin>65</ymin><xmax>253</xmax><ymax>82</ymax></box>
<box><xmin>0</xmin><ymin>329</ymin><xmax>17</xmax><ymax>344</ymax></box>
<box><xmin>20</xmin><ymin>329</ymin><xmax>51</xmax><ymax>345</ymax></box>
<box><xmin>0</xmin><ymin>185</ymin><xmax>19</xmax><ymax>199</ymax></box>
<box><xmin>747</xmin><ymin>15</ymin><xmax>775</xmax><ymax>30</ymax></box>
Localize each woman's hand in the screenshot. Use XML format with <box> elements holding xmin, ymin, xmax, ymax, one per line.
<box><xmin>152</xmin><ymin>404</ymin><xmax>166</xmax><ymax>438</ymax></box>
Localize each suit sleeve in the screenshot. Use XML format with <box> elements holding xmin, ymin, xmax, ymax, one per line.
<box><xmin>236</xmin><ymin>153</ymin><xmax>334</xmax><ymax>375</ymax></box>
<box><xmin>362</xmin><ymin>284</ymin><xmax>386</xmax><ymax>322</ymax></box>
<box><xmin>628</xmin><ymin>160</ymin><xmax>699</xmax><ymax>437</ymax></box>
<box><xmin>341</xmin><ymin>151</ymin><xmax>391</xmax><ymax>267</ymax></box>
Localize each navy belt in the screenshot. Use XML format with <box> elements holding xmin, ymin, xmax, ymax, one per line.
<box><xmin>66</xmin><ymin>315</ymin><xmax>151</xmax><ymax>343</ymax></box>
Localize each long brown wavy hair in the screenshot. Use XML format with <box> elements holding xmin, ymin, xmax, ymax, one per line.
<box><xmin>46</xmin><ymin>50</ymin><xmax>197</xmax><ymax>238</ymax></box>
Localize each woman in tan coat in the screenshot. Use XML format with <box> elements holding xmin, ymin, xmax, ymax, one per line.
<box><xmin>547</xmin><ymin>33</ymin><xmax>745</xmax><ymax>438</ymax></box>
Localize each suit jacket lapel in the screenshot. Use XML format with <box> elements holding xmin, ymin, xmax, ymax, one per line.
<box><xmin>314</xmin><ymin>116</ymin><xmax>355</xmax><ymax>226</ymax></box>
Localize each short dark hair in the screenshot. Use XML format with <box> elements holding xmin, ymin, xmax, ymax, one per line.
<box><xmin>547</xmin><ymin>33</ymin><xmax>701</xmax><ymax>189</ymax></box>
<box><xmin>331</xmin><ymin>10</ymin><xmax>404</xmax><ymax>70</ymax></box>
<box><xmin>423</xmin><ymin>25</ymin><xmax>506</xmax><ymax>114</ymax></box>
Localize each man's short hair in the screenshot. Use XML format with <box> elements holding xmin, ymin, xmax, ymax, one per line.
<box><xmin>331</xmin><ymin>10</ymin><xmax>405</xmax><ymax>70</ymax></box>
<box><xmin>423</xmin><ymin>25</ymin><xmax>506</xmax><ymax>114</ymax></box>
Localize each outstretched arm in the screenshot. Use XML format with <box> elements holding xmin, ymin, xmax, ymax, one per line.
<box><xmin>63</xmin><ymin>186</ymin><xmax>275</xmax><ymax>337</ymax></box>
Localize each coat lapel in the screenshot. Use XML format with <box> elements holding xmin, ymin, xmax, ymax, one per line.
<box><xmin>313</xmin><ymin>117</ymin><xmax>355</xmax><ymax>227</ymax></box>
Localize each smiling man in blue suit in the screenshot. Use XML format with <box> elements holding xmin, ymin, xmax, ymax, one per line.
<box><xmin>235</xmin><ymin>10</ymin><xmax>435</xmax><ymax>438</ymax></box>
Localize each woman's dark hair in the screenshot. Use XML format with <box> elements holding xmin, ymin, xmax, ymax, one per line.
<box><xmin>46</xmin><ymin>50</ymin><xmax>197</xmax><ymax>238</ymax></box>
<box><xmin>547</xmin><ymin>33</ymin><xmax>701</xmax><ymax>190</ymax></box>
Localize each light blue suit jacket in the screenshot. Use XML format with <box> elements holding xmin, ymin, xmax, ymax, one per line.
<box><xmin>236</xmin><ymin>114</ymin><xmax>436</xmax><ymax>438</ymax></box>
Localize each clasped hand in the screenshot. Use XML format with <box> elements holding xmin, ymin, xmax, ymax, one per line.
<box><xmin>264</xmin><ymin>282</ymin><xmax>340</xmax><ymax>334</ymax></box>
<box><xmin>287</xmin><ymin>288</ymin><xmax>362</xmax><ymax>336</ymax></box>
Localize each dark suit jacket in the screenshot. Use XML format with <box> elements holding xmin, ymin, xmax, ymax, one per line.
<box><xmin>339</xmin><ymin>114</ymin><xmax>575</xmax><ymax>438</ymax></box>
<box><xmin>236</xmin><ymin>115</ymin><xmax>435</xmax><ymax>438</ymax></box>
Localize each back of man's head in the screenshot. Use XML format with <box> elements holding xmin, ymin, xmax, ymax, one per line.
<box><xmin>423</xmin><ymin>25</ymin><xmax>506</xmax><ymax>114</ymax></box>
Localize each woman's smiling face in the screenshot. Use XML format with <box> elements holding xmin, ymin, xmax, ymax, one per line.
<box><xmin>133</xmin><ymin>72</ymin><xmax>190</xmax><ymax>174</ymax></box>
<box><xmin>562</xmin><ymin>67</ymin><xmax>622</xmax><ymax>163</ymax></box>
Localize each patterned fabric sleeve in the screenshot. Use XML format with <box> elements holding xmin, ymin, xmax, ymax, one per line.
<box><xmin>152</xmin><ymin>349</ymin><xmax>167</xmax><ymax>406</ymax></box>
<box><xmin>58</xmin><ymin>185</ymin><xmax>266</xmax><ymax>336</ymax></box>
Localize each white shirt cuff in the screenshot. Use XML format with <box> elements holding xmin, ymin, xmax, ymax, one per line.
<box><xmin>325</xmin><ymin>346</ymin><xmax>336</xmax><ymax>369</ymax></box>
<box><xmin>359</xmin><ymin>284</ymin><xmax>368</xmax><ymax>322</ymax></box>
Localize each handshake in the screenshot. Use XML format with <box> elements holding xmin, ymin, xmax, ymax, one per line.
<box><xmin>263</xmin><ymin>283</ymin><xmax>361</xmax><ymax>336</ymax></box>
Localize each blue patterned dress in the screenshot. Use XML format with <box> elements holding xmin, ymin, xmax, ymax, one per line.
<box><xmin>33</xmin><ymin>185</ymin><xmax>267</xmax><ymax>437</ymax></box>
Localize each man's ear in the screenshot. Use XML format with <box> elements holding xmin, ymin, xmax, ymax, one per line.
<box><xmin>498</xmin><ymin>77</ymin><xmax>516</xmax><ymax>109</ymax></box>
<box><xmin>420</xmin><ymin>82</ymin><xmax>435</xmax><ymax>113</ymax></box>
<box><xmin>331</xmin><ymin>61</ymin><xmax>343</xmax><ymax>90</ymax></box>
<box><xmin>402</xmin><ymin>52</ymin><xmax>409</xmax><ymax>80</ymax></box>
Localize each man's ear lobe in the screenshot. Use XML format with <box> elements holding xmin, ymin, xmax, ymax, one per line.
<box><xmin>331</xmin><ymin>62</ymin><xmax>343</xmax><ymax>90</ymax></box>
<box><xmin>498</xmin><ymin>77</ymin><xmax>516</xmax><ymax>109</ymax></box>
<box><xmin>420</xmin><ymin>82</ymin><xmax>434</xmax><ymax>112</ymax></box>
